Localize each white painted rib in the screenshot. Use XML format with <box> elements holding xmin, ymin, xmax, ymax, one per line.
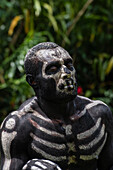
<box><xmin>33</xmin><ymin>112</ymin><xmax>51</xmax><ymax>122</ymax></box>
<box><xmin>30</xmin><ymin>133</ymin><xmax>66</xmax><ymax>150</ymax></box>
<box><xmin>30</xmin><ymin>119</ymin><xmax>64</xmax><ymax>138</ymax></box>
<box><xmin>80</xmin><ymin>133</ymin><xmax>107</xmax><ymax>161</ymax></box>
<box><xmin>79</xmin><ymin>124</ymin><xmax>105</xmax><ymax>150</ymax></box>
<box><xmin>77</xmin><ymin>118</ymin><xmax>101</xmax><ymax>140</ymax></box>
<box><xmin>31</xmin><ymin>143</ymin><xmax>66</xmax><ymax>161</ymax></box>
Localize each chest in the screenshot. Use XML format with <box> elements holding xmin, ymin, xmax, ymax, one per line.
<box><xmin>28</xmin><ymin>112</ymin><xmax>107</xmax><ymax>168</ymax></box>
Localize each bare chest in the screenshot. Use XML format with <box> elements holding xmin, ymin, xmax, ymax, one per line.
<box><xmin>28</xmin><ymin>112</ymin><xmax>107</xmax><ymax>168</ymax></box>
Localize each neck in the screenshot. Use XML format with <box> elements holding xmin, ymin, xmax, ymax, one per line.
<box><xmin>37</xmin><ymin>96</ymin><xmax>76</xmax><ymax>120</ymax></box>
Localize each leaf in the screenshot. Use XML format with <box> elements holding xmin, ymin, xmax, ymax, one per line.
<box><xmin>98</xmin><ymin>53</ymin><xmax>110</xmax><ymax>59</ymax></box>
<box><xmin>105</xmin><ymin>56</ymin><xmax>113</xmax><ymax>75</ymax></box>
<box><xmin>43</xmin><ymin>3</ymin><xmax>53</xmax><ymax>15</ymax></box>
<box><xmin>85</xmin><ymin>90</ymin><xmax>92</xmax><ymax>97</ymax></box>
<box><xmin>48</xmin><ymin>15</ymin><xmax>58</xmax><ymax>32</ymax></box>
<box><xmin>33</xmin><ymin>0</ymin><xmax>41</xmax><ymax>17</ymax></box>
<box><xmin>8</xmin><ymin>15</ymin><xmax>23</xmax><ymax>35</ymax></box>
<box><xmin>24</xmin><ymin>9</ymin><xmax>30</xmax><ymax>33</ymax></box>
<box><xmin>90</xmin><ymin>33</ymin><xmax>95</xmax><ymax>42</ymax></box>
<box><xmin>43</xmin><ymin>3</ymin><xmax>58</xmax><ymax>31</ymax></box>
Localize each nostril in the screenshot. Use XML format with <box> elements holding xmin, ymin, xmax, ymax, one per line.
<box><xmin>58</xmin><ymin>83</ymin><xmax>64</xmax><ymax>90</ymax></box>
<box><xmin>63</xmin><ymin>75</ymin><xmax>68</xmax><ymax>79</ymax></box>
<box><xmin>61</xmin><ymin>74</ymin><xmax>67</xmax><ymax>79</ymax></box>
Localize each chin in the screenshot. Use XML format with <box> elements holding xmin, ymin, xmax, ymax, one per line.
<box><xmin>54</xmin><ymin>90</ymin><xmax>77</xmax><ymax>103</ymax></box>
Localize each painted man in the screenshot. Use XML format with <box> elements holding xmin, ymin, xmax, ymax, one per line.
<box><xmin>0</xmin><ymin>42</ymin><xmax>113</xmax><ymax>170</ymax></box>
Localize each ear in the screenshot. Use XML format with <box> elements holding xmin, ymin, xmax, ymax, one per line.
<box><xmin>26</xmin><ymin>74</ymin><xmax>37</xmax><ymax>87</ymax></box>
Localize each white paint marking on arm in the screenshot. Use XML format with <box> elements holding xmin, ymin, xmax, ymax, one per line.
<box><xmin>5</xmin><ymin>118</ymin><xmax>16</xmax><ymax>130</ymax></box>
<box><xmin>1</xmin><ymin>131</ymin><xmax>17</xmax><ymax>170</ymax></box>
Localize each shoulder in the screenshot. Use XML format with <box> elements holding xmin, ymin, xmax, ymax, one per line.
<box><xmin>0</xmin><ymin>97</ymin><xmax>38</xmax><ymax>132</ymax></box>
<box><xmin>76</xmin><ymin>95</ymin><xmax>113</xmax><ymax>123</ymax></box>
<box><xmin>18</xmin><ymin>96</ymin><xmax>37</xmax><ymax>112</ymax></box>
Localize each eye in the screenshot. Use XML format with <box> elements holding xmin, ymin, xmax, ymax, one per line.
<box><xmin>49</xmin><ymin>66</ymin><xmax>58</xmax><ymax>72</ymax></box>
<box><xmin>46</xmin><ymin>65</ymin><xmax>60</xmax><ymax>75</ymax></box>
<box><xmin>66</xmin><ymin>62</ymin><xmax>74</xmax><ymax>70</ymax></box>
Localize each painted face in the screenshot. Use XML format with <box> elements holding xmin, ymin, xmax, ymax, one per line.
<box><xmin>36</xmin><ymin>46</ymin><xmax>77</xmax><ymax>100</ymax></box>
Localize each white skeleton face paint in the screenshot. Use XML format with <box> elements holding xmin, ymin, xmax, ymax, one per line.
<box><xmin>36</xmin><ymin>47</ymin><xmax>77</xmax><ymax>95</ymax></box>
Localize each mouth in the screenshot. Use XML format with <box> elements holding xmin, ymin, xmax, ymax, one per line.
<box><xmin>58</xmin><ymin>78</ymin><xmax>76</xmax><ymax>92</ymax></box>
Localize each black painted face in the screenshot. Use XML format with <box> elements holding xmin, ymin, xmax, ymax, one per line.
<box><xmin>34</xmin><ymin>46</ymin><xmax>77</xmax><ymax>103</ymax></box>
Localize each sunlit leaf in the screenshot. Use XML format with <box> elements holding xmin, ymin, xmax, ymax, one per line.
<box><xmin>43</xmin><ymin>3</ymin><xmax>53</xmax><ymax>15</ymax></box>
<box><xmin>34</xmin><ymin>0</ymin><xmax>41</xmax><ymax>17</ymax></box>
<box><xmin>106</xmin><ymin>56</ymin><xmax>113</xmax><ymax>75</ymax></box>
<box><xmin>8</xmin><ymin>15</ymin><xmax>23</xmax><ymax>35</ymax></box>
<box><xmin>48</xmin><ymin>15</ymin><xmax>58</xmax><ymax>32</ymax></box>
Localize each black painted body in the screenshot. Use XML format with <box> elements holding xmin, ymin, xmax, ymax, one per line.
<box><xmin>0</xmin><ymin>95</ymin><xmax>113</xmax><ymax>170</ymax></box>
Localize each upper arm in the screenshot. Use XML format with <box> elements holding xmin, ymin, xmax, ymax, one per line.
<box><xmin>0</xmin><ymin>112</ymin><xmax>29</xmax><ymax>170</ymax></box>
<box><xmin>97</xmin><ymin>104</ymin><xmax>113</xmax><ymax>170</ymax></box>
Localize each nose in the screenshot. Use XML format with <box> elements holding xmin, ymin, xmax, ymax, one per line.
<box><xmin>61</xmin><ymin>66</ymin><xmax>71</xmax><ymax>79</ymax></box>
<box><xmin>64</xmin><ymin>67</ymin><xmax>71</xmax><ymax>74</ymax></box>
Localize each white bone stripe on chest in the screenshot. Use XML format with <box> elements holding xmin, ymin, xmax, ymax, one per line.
<box><xmin>31</xmin><ymin>143</ymin><xmax>66</xmax><ymax>161</ymax></box>
<box><xmin>80</xmin><ymin>133</ymin><xmax>107</xmax><ymax>160</ymax></box>
<box><xmin>77</xmin><ymin>118</ymin><xmax>101</xmax><ymax>140</ymax></box>
<box><xmin>33</xmin><ymin>112</ymin><xmax>52</xmax><ymax>122</ymax></box>
<box><xmin>79</xmin><ymin>124</ymin><xmax>105</xmax><ymax>150</ymax></box>
<box><xmin>30</xmin><ymin>119</ymin><xmax>64</xmax><ymax>138</ymax></box>
<box><xmin>30</xmin><ymin>132</ymin><xmax>66</xmax><ymax>150</ymax></box>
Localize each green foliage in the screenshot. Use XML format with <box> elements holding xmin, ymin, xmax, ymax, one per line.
<box><xmin>0</xmin><ymin>0</ymin><xmax>113</xmax><ymax>124</ymax></box>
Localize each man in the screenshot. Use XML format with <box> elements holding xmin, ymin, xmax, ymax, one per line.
<box><xmin>0</xmin><ymin>42</ymin><xmax>113</xmax><ymax>170</ymax></box>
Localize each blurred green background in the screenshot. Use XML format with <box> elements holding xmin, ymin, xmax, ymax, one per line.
<box><xmin>0</xmin><ymin>0</ymin><xmax>113</xmax><ymax>124</ymax></box>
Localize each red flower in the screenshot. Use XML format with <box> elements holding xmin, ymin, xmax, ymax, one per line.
<box><xmin>77</xmin><ymin>86</ymin><xmax>83</xmax><ymax>95</ymax></box>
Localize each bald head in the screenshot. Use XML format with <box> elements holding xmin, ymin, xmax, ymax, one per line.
<box><xmin>24</xmin><ymin>42</ymin><xmax>71</xmax><ymax>76</ymax></box>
